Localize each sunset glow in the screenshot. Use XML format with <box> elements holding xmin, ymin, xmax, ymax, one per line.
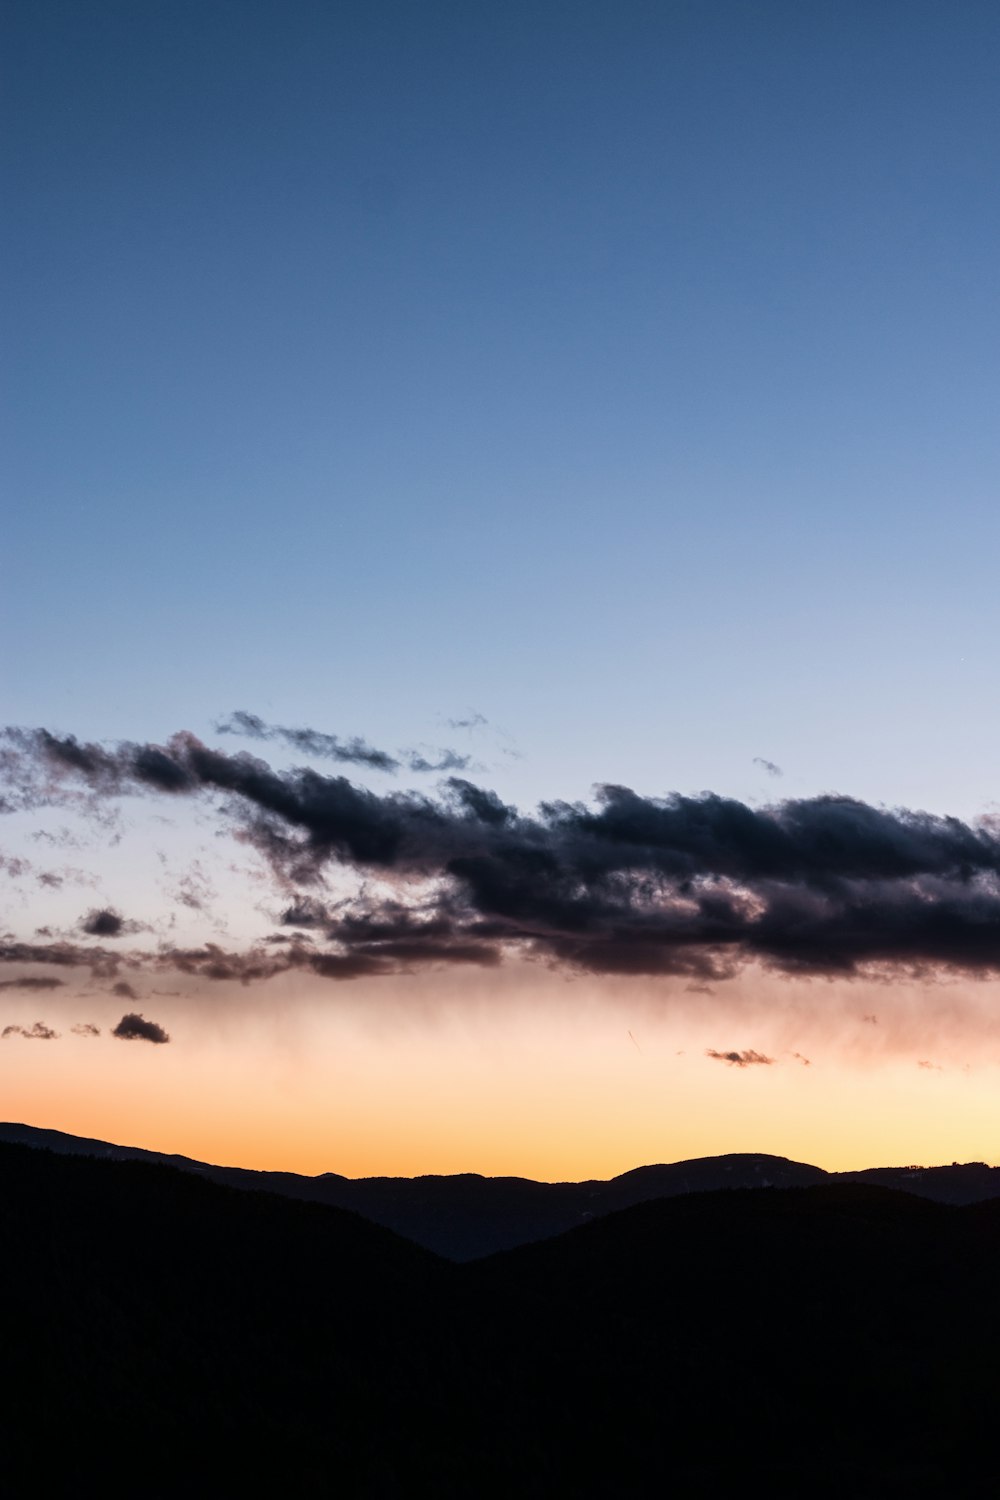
<box><xmin>5</xmin><ymin>1</ymin><xmax>1000</xmax><ymax>1183</ymax></box>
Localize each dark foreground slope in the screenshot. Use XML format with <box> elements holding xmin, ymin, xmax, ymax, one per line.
<box><xmin>3</xmin><ymin>1142</ymin><xmax>1000</xmax><ymax>1496</ymax></box>
<box><xmin>472</xmin><ymin>1186</ymin><xmax>1000</xmax><ymax>1495</ymax></box>
<box><xmin>0</xmin><ymin>1142</ymin><xmax>473</xmax><ymax>1495</ymax></box>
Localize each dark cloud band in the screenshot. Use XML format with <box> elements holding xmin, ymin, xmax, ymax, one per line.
<box><xmin>4</xmin><ymin>722</ymin><xmax>1000</xmax><ymax>985</ymax></box>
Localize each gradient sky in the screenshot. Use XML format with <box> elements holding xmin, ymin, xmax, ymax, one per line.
<box><xmin>3</xmin><ymin>1</ymin><xmax>1000</xmax><ymax>1178</ymax></box>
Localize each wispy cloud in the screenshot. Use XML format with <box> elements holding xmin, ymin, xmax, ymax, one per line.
<box><xmin>0</xmin><ymin>976</ymin><xmax>64</xmax><ymax>991</ymax></box>
<box><xmin>214</xmin><ymin>711</ymin><xmax>470</xmax><ymax>775</ymax></box>
<box><xmin>0</xmin><ymin>939</ymin><xmax>123</xmax><ymax>980</ymax></box>
<box><xmin>706</xmin><ymin>1049</ymin><xmax>774</xmax><ymax>1067</ymax></box>
<box><xmin>2</xmin><ymin>1021</ymin><xmax>59</xmax><ymax>1040</ymax></box>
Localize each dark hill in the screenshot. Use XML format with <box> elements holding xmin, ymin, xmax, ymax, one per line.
<box><xmin>4</xmin><ymin>1121</ymin><xmax>1000</xmax><ymax>1259</ymax></box>
<box><xmin>0</xmin><ymin>1141</ymin><xmax>468</xmax><ymax>1495</ymax></box>
<box><xmin>468</xmin><ymin>1184</ymin><xmax>1000</xmax><ymax>1494</ymax></box>
<box><xmin>3</xmin><ymin>1141</ymin><xmax>1000</xmax><ymax>1495</ymax></box>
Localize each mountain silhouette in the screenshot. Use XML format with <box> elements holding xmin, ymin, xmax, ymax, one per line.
<box><xmin>2</xmin><ymin>1138</ymin><xmax>999</xmax><ymax>1496</ymax></box>
<box><xmin>3</xmin><ymin>1119</ymin><xmax>999</xmax><ymax>1258</ymax></box>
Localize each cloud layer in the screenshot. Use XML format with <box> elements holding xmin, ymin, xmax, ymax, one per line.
<box><xmin>4</xmin><ymin>721</ymin><xmax>1000</xmax><ymax>989</ymax></box>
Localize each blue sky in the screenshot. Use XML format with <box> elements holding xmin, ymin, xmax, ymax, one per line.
<box><xmin>3</xmin><ymin>3</ymin><xmax>1000</xmax><ymax>1174</ymax></box>
<box><xmin>5</xmin><ymin>0</ymin><xmax>998</xmax><ymax>818</ymax></box>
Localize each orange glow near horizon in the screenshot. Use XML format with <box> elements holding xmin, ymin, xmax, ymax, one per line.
<box><xmin>3</xmin><ymin>961</ymin><xmax>1000</xmax><ymax>1179</ymax></box>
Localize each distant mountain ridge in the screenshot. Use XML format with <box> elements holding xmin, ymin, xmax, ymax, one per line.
<box><xmin>3</xmin><ymin>1119</ymin><xmax>998</xmax><ymax>1260</ymax></box>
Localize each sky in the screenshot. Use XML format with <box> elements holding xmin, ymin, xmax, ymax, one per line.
<box><xmin>3</xmin><ymin>0</ymin><xmax>1000</xmax><ymax>1179</ymax></box>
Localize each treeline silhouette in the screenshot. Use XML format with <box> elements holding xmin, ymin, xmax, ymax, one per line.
<box><xmin>2</xmin><ymin>1142</ymin><xmax>999</xmax><ymax>1495</ymax></box>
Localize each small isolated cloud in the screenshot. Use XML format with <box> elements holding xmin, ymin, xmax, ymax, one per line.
<box><xmin>111</xmin><ymin>980</ymin><xmax>139</xmax><ymax>1000</ymax></box>
<box><xmin>446</xmin><ymin>712</ymin><xmax>487</xmax><ymax>731</ymax></box>
<box><xmin>706</xmin><ymin>1048</ymin><xmax>774</xmax><ymax>1067</ymax></box>
<box><xmin>917</xmin><ymin>1059</ymin><xmax>943</xmax><ymax>1071</ymax></box>
<box><xmin>80</xmin><ymin>907</ymin><xmax>129</xmax><ymax>938</ymax></box>
<box><xmin>0</xmin><ymin>976</ymin><xmax>64</xmax><ymax>991</ymax></box>
<box><xmin>753</xmin><ymin>757</ymin><xmax>783</xmax><ymax>777</ymax></box>
<box><xmin>791</xmin><ymin>1051</ymin><xmax>811</xmax><ymax>1066</ymax></box>
<box><xmin>72</xmin><ymin>1022</ymin><xmax>101</xmax><ymax>1037</ymax></box>
<box><xmin>2</xmin><ymin>1021</ymin><xmax>59</xmax><ymax>1040</ymax></box>
<box><xmin>112</xmin><ymin>1012</ymin><xmax>170</xmax><ymax>1044</ymax></box>
<box><xmin>862</xmin><ymin>1014</ymin><xmax>878</xmax><ymax>1025</ymax></box>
